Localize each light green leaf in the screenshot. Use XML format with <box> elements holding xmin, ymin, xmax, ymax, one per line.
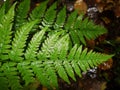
<box><xmin>25</xmin><ymin>27</ymin><xmax>47</xmax><ymax>60</ymax></box>
<box><xmin>9</xmin><ymin>20</ymin><xmax>38</xmax><ymax>62</ymax></box>
<box><xmin>64</xmin><ymin>61</ymin><xmax>76</xmax><ymax>81</ymax></box>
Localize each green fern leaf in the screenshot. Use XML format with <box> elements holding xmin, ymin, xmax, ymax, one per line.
<box><xmin>9</xmin><ymin>20</ymin><xmax>38</xmax><ymax>62</ymax></box>
<box><xmin>79</xmin><ymin>48</ymin><xmax>91</xmax><ymax>70</ymax></box>
<box><xmin>28</xmin><ymin>0</ymin><xmax>49</xmax><ymax>32</ymax></box>
<box><xmin>57</xmin><ymin>36</ymin><xmax>69</xmax><ymax>59</ymax></box>
<box><xmin>42</xmin><ymin>2</ymin><xmax>57</xmax><ymax>27</ymax></box>
<box><xmin>0</xmin><ymin>3</ymin><xmax>5</xmax><ymax>22</ymax></box>
<box><xmin>69</xmin><ymin>30</ymin><xmax>81</xmax><ymax>45</ymax></box>
<box><xmin>1</xmin><ymin>62</ymin><xmax>23</xmax><ymax>90</ymax></box>
<box><xmin>76</xmin><ymin>30</ymin><xmax>86</xmax><ymax>45</ymax></box>
<box><xmin>71</xmin><ymin>61</ymin><xmax>82</xmax><ymax>77</ymax></box>
<box><xmin>29</xmin><ymin>0</ymin><xmax>48</xmax><ymax>21</ymax></box>
<box><xmin>72</xmin><ymin>15</ymin><xmax>86</xmax><ymax>45</ymax></box>
<box><xmin>65</xmin><ymin>10</ymin><xmax>78</xmax><ymax>30</ymax></box>
<box><xmin>25</xmin><ymin>27</ymin><xmax>47</xmax><ymax>60</ymax></box>
<box><xmin>31</xmin><ymin>61</ymin><xmax>51</xmax><ymax>88</ymax></box>
<box><xmin>44</xmin><ymin>61</ymin><xmax>58</xmax><ymax>89</ymax></box>
<box><xmin>74</xmin><ymin>45</ymin><xmax>83</xmax><ymax>60</ymax></box>
<box><xmin>78</xmin><ymin>61</ymin><xmax>86</xmax><ymax>72</ymax></box>
<box><xmin>37</xmin><ymin>31</ymin><xmax>63</xmax><ymax>60</ymax></box>
<box><xmin>50</xmin><ymin>34</ymin><xmax>69</xmax><ymax>60</ymax></box>
<box><xmin>64</xmin><ymin>10</ymin><xmax>80</xmax><ymax>45</ymax></box>
<box><xmin>55</xmin><ymin>61</ymin><xmax>70</xmax><ymax>84</ymax></box>
<box><xmin>77</xmin><ymin>47</ymin><xmax>91</xmax><ymax>71</ymax></box>
<box><xmin>79</xmin><ymin>48</ymin><xmax>88</xmax><ymax>59</ymax></box>
<box><xmin>71</xmin><ymin>45</ymin><xmax>113</xmax><ymax>72</ymax></box>
<box><xmin>54</xmin><ymin>6</ymin><xmax>66</xmax><ymax>29</ymax></box>
<box><xmin>4</xmin><ymin>0</ymin><xmax>12</xmax><ymax>13</ymax></box>
<box><xmin>68</xmin><ymin>44</ymin><xmax>78</xmax><ymax>60</ymax></box>
<box><xmin>0</xmin><ymin>77</ymin><xmax>9</xmax><ymax>90</ymax></box>
<box><xmin>0</xmin><ymin>3</ymin><xmax>16</xmax><ymax>60</ymax></box>
<box><xmin>70</xmin><ymin>46</ymin><xmax>87</xmax><ymax>72</ymax></box>
<box><xmin>0</xmin><ymin>67</ymin><xmax>9</xmax><ymax>90</ymax></box>
<box><xmin>73</xmin><ymin>14</ymin><xmax>83</xmax><ymax>29</ymax></box>
<box><xmin>17</xmin><ymin>62</ymin><xmax>34</xmax><ymax>86</ymax></box>
<box><xmin>14</xmin><ymin>0</ymin><xmax>30</xmax><ymax>29</ymax></box>
<box><xmin>63</xmin><ymin>61</ymin><xmax>76</xmax><ymax>81</ymax></box>
<box><xmin>77</xmin><ymin>17</ymin><xmax>107</xmax><ymax>45</ymax></box>
<box><xmin>85</xmin><ymin>19</ymin><xmax>107</xmax><ymax>39</ymax></box>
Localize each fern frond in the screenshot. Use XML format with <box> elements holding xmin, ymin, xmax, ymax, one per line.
<box><xmin>63</xmin><ymin>61</ymin><xmax>76</xmax><ymax>81</ymax></box>
<box><xmin>31</xmin><ymin>61</ymin><xmax>52</xmax><ymax>88</ymax></box>
<box><xmin>55</xmin><ymin>45</ymin><xmax>113</xmax><ymax>84</ymax></box>
<box><xmin>37</xmin><ymin>32</ymin><xmax>113</xmax><ymax>87</ymax></box>
<box><xmin>78</xmin><ymin>17</ymin><xmax>107</xmax><ymax>39</ymax></box>
<box><xmin>37</xmin><ymin>31</ymin><xmax>64</xmax><ymax>60</ymax></box>
<box><xmin>14</xmin><ymin>0</ymin><xmax>30</xmax><ymax>29</ymax></box>
<box><xmin>0</xmin><ymin>3</ymin><xmax>16</xmax><ymax>60</ymax></box>
<box><xmin>29</xmin><ymin>0</ymin><xmax>48</xmax><ymax>22</ymax></box>
<box><xmin>54</xmin><ymin>6</ymin><xmax>66</xmax><ymax>29</ymax></box>
<box><xmin>54</xmin><ymin>61</ymin><xmax>70</xmax><ymax>84</ymax></box>
<box><xmin>44</xmin><ymin>61</ymin><xmax>58</xmax><ymax>89</ymax></box>
<box><xmin>64</xmin><ymin>11</ymin><xmax>82</xmax><ymax>45</ymax></box>
<box><xmin>17</xmin><ymin>62</ymin><xmax>34</xmax><ymax>86</ymax></box>
<box><xmin>4</xmin><ymin>0</ymin><xmax>13</xmax><ymax>13</ymax></box>
<box><xmin>0</xmin><ymin>3</ymin><xmax>5</xmax><ymax>22</ymax></box>
<box><xmin>65</xmin><ymin>10</ymin><xmax>78</xmax><ymax>30</ymax></box>
<box><xmin>39</xmin><ymin>1</ymin><xmax>107</xmax><ymax>45</ymax></box>
<box><xmin>14</xmin><ymin>0</ymin><xmax>108</xmax><ymax>46</ymax></box>
<box><xmin>50</xmin><ymin>34</ymin><xmax>69</xmax><ymax>60</ymax></box>
<box><xmin>69</xmin><ymin>45</ymin><xmax>113</xmax><ymax>71</ymax></box>
<box><xmin>69</xmin><ymin>30</ymin><xmax>81</xmax><ymax>46</ymax></box>
<box><xmin>9</xmin><ymin>20</ymin><xmax>38</xmax><ymax>62</ymax></box>
<box><xmin>0</xmin><ymin>67</ymin><xmax>9</xmax><ymax>90</ymax></box>
<box><xmin>1</xmin><ymin>62</ymin><xmax>23</xmax><ymax>90</ymax></box>
<box><xmin>25</xmin><ymin>27</ymin><xmax>47</xmax><ymax>61</ymax></box>
<box><xmin>42</xmin><ymin>2</ymin><xmax>57</xmax><ymax>27</ymax></box>
<box><xmin>71</xmin><ymin>60</ymin><xmax>82</xmax><ymax>77</ymax></box>
<box><xmin>28</xmin><ymin>0</ymin><xmax>49</xmax><ymax>32</ymax></box>
<box><xmin>65</xmin><ymin>14</ymin><xmax>107</xmax><ymax>45</ymax></box>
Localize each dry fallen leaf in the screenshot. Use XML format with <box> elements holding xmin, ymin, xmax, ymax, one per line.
<box><xmin>74</xmin><ymin>0</ymin><xmax>87</xmax><ymax>14</ymax></box>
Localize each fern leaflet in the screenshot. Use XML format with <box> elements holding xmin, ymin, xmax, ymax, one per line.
<box><xmin>29</xmin><ymin>0</ymin><xmax>48</xmax><ymax>22</ymax></box>
<box><xmin>9</xmin><ymin>20</ymin><xmax>38</xmax><ymax>62</ymax></box>
<box><xmin>14</xmin><ymin>0</ymin><xmax>30</xmax><ymax>30</ymax></box>
<box><xmin>0</xmin><ymin>3</ymin><xmax>16</xmax><ymax>60</ymax></box>
<box><xmin>25</xmin><ymin>27</ymin><xmax>47</xmax><ymax>60</ymax></box>
<box><xmin>42</xmin><ymin>2</ymin><xmax>57</xmax><ymax>27</ymax></box>
<box><xmin>54</xmin><ymin>6</ymin><xmax>66</xmax><ymax>29</ymax></box>
<box><xmin>0</xmin><ymin>3</ymin><xmax>5</xmax><ymax>23</ymax></box>
<box><xmin>1</xmin><ymin>62</ymin><xmax>23</xmax><ymax>90</ymax></box>
<box><xmin>17</xmin><ymin>62</ymin><xmax>34</xmax><ymax>86</ymax></box>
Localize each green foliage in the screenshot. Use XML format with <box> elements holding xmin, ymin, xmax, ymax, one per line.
<box><xmin>54</xmin><ymin>6</ymin><xmax>66</xmax><ymax>29</ymax></box>
<box><xmin>29</xmin><ymin>0</ymin><xmax>48</xmax><ymax>22</ymax></box>
<box><xmin>14</xmin><ymin>0</ymin><xmax>30</xmax><ymax>30</ymax></box>
<box><xmin>0</xmin><ymin>3</ymin><xmax>5</xmax><ymax>22</ymax></box>
<box><xmin>0</xmin><ymin>0</ymin><xmax>113</xmax><ymax>90</ymax></box>
<box><xmin>9</xmin><ymin>20</ymin><xmax>38</xmax><ymax>62</ymax></box>
<box><xmin>0</xmin><ymin>3</ymin><xmax>16</xmax><ymax>60</ymax></box>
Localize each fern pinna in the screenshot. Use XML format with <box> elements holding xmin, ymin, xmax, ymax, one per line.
<box><xmin>0</xmin><ymin>0</ymin><xmax>113</xmax><ymax>90</ymax></box>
